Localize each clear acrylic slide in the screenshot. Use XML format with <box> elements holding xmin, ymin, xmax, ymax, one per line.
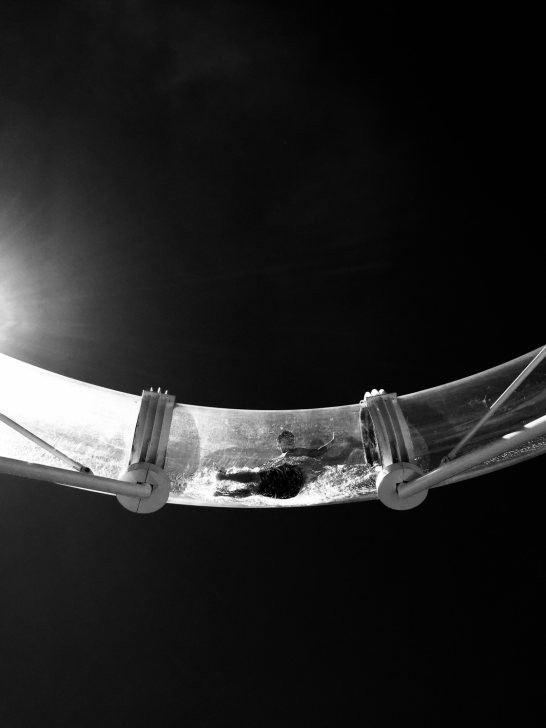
<box><xmin>0</xmin><ymin>346</ymin><xmax>544</xmax><ymax>508</ymax></box>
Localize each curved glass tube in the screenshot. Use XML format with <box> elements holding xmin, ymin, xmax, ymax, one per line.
<box><xmin>0</xmin><ymin>347</ymin><xmax>544</xmax><ymax>508</ymax></box>
<box><xmin>397</xmin><ymin>346</ymin><xmax>546</xmax><ymax>484</ymax></box>
<box><xmin>165</xmin><ymin>401</ymin><xmax>374</xmax><ymax>507</ymax></box>
<box><xmin>0</xmin><ymin>353</ymin><xmax>140</xmax><ymax>479</ymax></box>
<box><xmin>0</xmin><ymin>353</ymin><xmax>375</xmax><ymax>507</ymax></box>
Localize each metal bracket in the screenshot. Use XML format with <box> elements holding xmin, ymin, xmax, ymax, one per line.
<box><xmin>360</xmin><ymin>391</ymin><xmax>414</xmax><ymax>468</ymax></box>
<box><xmin>129</xmin><ymin>388</ymin><xmax>175</xmax><ymax>468</ymax></box>
<box><xmin>117</xmin><ymin>387</ymin><xmax>175</xmax><ymax>513</ymax></box>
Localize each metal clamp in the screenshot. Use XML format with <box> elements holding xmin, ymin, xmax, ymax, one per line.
<box><xmin>129</xmin><ymin>388</ymin><xmax>175</xmax><ymax>468</ymax></box>
<box><xmin>360</xmin><ymin>391</ymin><xmax>414</xmax><ymax>467</ymax></box>
<box><xmin>117</xmin><ymin>387</ymin><xmax>175</xmax><ymax>513</ymax></box>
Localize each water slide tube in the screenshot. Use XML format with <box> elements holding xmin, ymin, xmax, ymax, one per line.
<box><xmin>0</xmin><ymin>346</ymin><xmax>545</xmax><ymax>511</ymax></box>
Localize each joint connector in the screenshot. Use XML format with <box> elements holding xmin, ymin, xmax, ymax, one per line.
<box><xmin>117</xmin><ymin>462</ymin><xmax>170</xmax><ymax>514</ymax></box>
<box><xmin>376</xmin><ymin>462</ymin><xmax>427</xmax><ymax>510</ymax></box>
<box><xmin>360</xmin><ymin>391</ymin><xmax>415</xmax><ymax>468</ymax></box>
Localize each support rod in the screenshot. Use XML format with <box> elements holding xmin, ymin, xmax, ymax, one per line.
<box><xmin>0</xmin><ymin>455</ymin><xmax>152</xmax><ymax>498</ymax></box>
<box><xmin>0</xmin><ymin>411</ymin><xmax>91</xmax><ymax>472</ymax></box>
<box><xmin>398</xmin><ymin>415</ymin><xmax>546</xmax><ymax>499</ymax></box>
<box><xmin>444</xmin><ymin>344</ymin><xmax>546</xmax><ymax>462</ymax></box>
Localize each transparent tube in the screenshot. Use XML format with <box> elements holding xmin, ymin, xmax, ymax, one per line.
<box><xmin>164</xmin><ymin>402</ymin><xmax>375</xmax><ymax>507</ymax></box>
<box><xmin>397</xmin><ymin>346</ymin><xmax>546</xmax><ymax>484</ymax></box>
<box><xmin>1</xmin><ymin>347</ymin><xmax>545</xmax><ymax>508</ymax></box>
<box><xmin>0</xmin><ymin>353</ymin><xmax>376</xmax><ymax>508</ymax></box>
<box><xmin>0</xmin><ymin>353</ymin><xmax>140</xmax><ymax>479</ymax></box>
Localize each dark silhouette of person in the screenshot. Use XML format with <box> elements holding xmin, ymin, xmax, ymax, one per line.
<box><xmin>214</xmin><ymin>430</ymin><xmax>335</xmax><ymax>499</ymax></box>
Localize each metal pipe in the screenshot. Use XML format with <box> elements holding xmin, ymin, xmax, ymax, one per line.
<box><xmin>398</xmin><ymin>415</ymin><xmax>546</xmax><ymax>499</ymax></box>
<box><xmin>445</xmin><ymin>344</ymin><xmax>546</xmax><ymax>461</ymax></box>
<box><xmin>0</xmin><ymin>411</ymin><xmax>90</xmax><ymax>472</ymax></box>
<box><xmin>0</xmin><ymin>455</ymin><xmax>152</xmax><ymax>498</ymax></box>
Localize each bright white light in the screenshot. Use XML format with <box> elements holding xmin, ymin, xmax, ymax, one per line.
<box><xmin>524</xmin><ymin>414</ymin><xmax>546</xmax><ymax>429</ymax></box>
<box><xmin>502</xmin><ymin>414</ymin><xmax>546</xmax><ymax>440</ymax></box>
<box><xmin>0</xmin><ymin>353</ymin><xmax>140</xmax><ymax>478</ymax></box>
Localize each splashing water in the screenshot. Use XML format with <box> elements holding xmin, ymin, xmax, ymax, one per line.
<box><xmin>168</xmin><ymin>463</ymin><xmax>379</xmax><ymax>508</ymax></box>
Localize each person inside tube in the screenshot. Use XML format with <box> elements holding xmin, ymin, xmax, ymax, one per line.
<box><xmin>214</xmin><ymin>430</ymin><xmax>335</xmax><ymax>499</ymax></box>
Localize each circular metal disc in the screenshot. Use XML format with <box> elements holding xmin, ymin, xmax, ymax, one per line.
<box><xmin>376</xmin><ymin>462</ymin><xmax>427</xmax><ymax>510</ymax></box>
<box><xmin>117</xmin><ymin>463</ymin><xmax>170</xmax><ymax>514</ymax></box>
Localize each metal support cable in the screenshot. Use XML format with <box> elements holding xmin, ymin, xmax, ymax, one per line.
<box><xmin>444</xmin><ymin>344</ymin><xmax>546</xmax><ymax>462</ymax></box>
<box><xmin>0</xmin><ymin>411</ymin><xmax>91</xmax><ymax>472</ymax></box>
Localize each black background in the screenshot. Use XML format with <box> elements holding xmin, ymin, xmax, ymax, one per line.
<box><xmin>0</xmin><ymin>2</ymin><xmax>543</xmax><ymax>725</ymax></box>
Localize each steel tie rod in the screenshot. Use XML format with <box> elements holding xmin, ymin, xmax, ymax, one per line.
<box><xmin>0</xmin><ymin>411</ymin><xmax>91</xmax><ymax>472</ymax></box>
<box><xmin>0</xmin><ymin>454</ymin><xmax>152</xmax><ymax>499</ymax></box>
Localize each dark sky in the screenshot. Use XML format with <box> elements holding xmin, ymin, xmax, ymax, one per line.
<box><xmin>0</xmin><ymin>2</ymin><xmax>543</xmax><ymax>725</ymax></box>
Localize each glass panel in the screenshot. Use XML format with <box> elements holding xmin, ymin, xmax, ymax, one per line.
<box><xmin>397</xmin><ymin>347</ymin><xmax>546</xmax><ymax>480</ymax></box>
<box><xmin>165</xmin><ymin>402</ymin><xmax>376</xmax><ymax>507</ymax></box>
